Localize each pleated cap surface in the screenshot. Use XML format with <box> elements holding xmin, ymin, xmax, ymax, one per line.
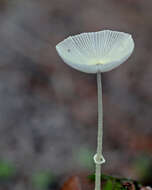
<box><xmin>56</xmin><ymin>30</ymin><xmax>134</xmax><ymax>73</ymax></box>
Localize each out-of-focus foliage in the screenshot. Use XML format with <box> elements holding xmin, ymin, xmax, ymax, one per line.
<box><xmin>32</xmin><ymin>171</ymin><xmax>55</xmax><ymax>189</ymax></box>
<box><xmin>88</xmin><ymin>173</ymin><xmax>142</xmax><ymax>190</ymax></box>
<box><xmin>134</xmin><ymin>154</ymin><xmax>152</xmax><ymax>185</ymax></box>
<box><xmin>0</xmin><ymin>160</ymin><xmax>16</xmax><ymax>180</ymax></box>
<box><xmin>103</xmin><ymin>179</ymin><xmax>114</xmax><ymax>190</ymax></box>
<box><xmin>75</xmin><ymin>147</ymin><xmax>94</xmax><ymax>170</ymax></box>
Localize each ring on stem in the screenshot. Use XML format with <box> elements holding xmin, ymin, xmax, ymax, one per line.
<box><xmin>94</xmin><ymin>154</ymin><xmax>106</xmax><ymax>165</ymax></box>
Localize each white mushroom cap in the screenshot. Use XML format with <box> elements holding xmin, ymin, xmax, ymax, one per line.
<box><xmin>56</xmin><ymin>30</ymin><xmax>134</xmax><ymax>73</ymax></box>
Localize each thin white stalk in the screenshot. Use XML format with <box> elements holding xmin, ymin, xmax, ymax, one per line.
<box><xmin>94</xmin><ymin>72</ymin><xmax>104</xmax><ymax>190</ymax></box>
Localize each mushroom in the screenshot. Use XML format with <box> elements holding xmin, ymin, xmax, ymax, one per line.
<box><xmin>56</xmin><ymin>30</ymin><xmax>134</xmax><ymax>190</ymax></box>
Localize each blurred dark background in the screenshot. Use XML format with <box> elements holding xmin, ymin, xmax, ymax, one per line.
<box><xmin>0</xmin><ymin>0</ymin><xmax>151</xmax><ymax>189</ymax></box>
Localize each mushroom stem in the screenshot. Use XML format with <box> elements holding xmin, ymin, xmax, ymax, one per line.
<box><xmin>95</xmin><ymin>72</ymin><xmax>104</xmax><ymax>190</ymax></box>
